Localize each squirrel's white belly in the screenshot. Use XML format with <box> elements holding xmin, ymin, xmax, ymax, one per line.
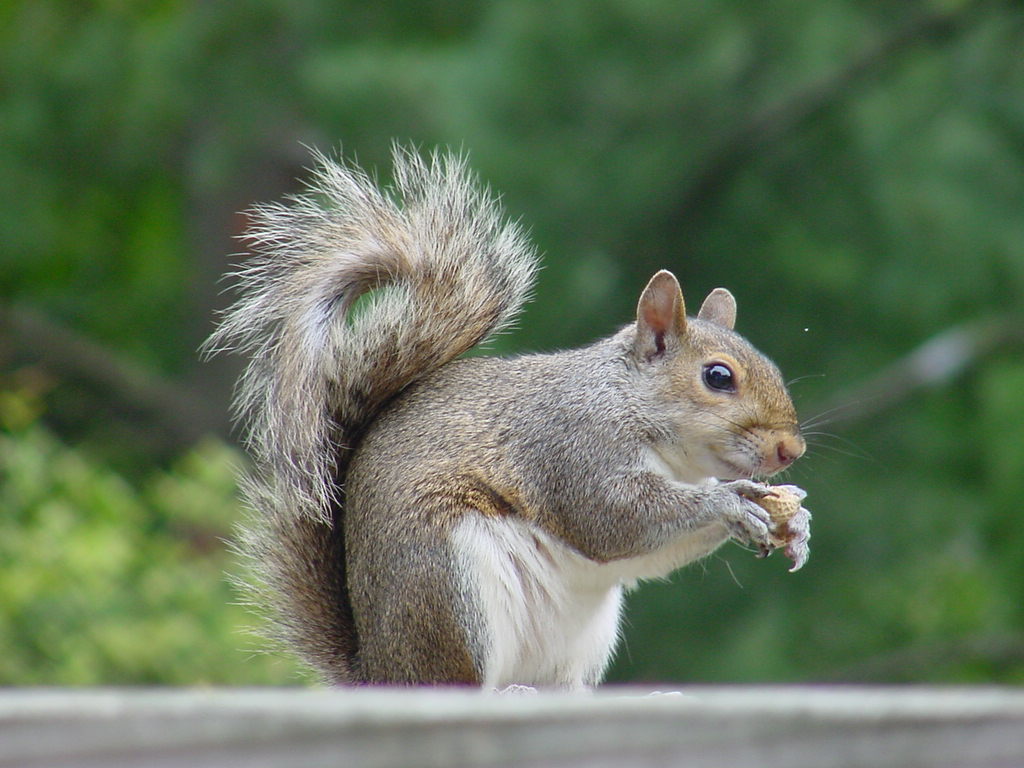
<box><xmin>452</xmin><ymin>515</ymin><xmax>622</xmax><ymax>688</ymax></box>
<box><xmin>452</xmin><ymin>513</ymin><xmax>729</xmax><ymax>689</ymax></box>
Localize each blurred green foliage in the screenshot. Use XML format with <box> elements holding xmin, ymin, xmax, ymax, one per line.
<box><xmin>1</xmin><ymin>0</ymin><xmax>1023</xmax><ymax>685</ymax></box>
<box><xmin>0</xmin><ymin>401</ymin><xmax>302</xmax><ymax>684</ymax></box>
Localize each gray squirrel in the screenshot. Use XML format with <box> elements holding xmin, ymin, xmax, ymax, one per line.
<box><xmin>207</xmin><ymin>146</ymin><xmax>811</xmax><ymax>688</ymax></box>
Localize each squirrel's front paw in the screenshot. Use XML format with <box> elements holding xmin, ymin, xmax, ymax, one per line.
<box><xmin>777</xmin><ymin>504</ymin><xmax>811</xmax><ymax>572</ymax></box>
<box><xmin>747</xmin><ymin>484</ymin><xmax>812</xmax><ymax>572</ymax></box>
<box><xmin>716</xmin><ymin>480</ymin><xmax>773</xmax><ymax>555</ymax></box>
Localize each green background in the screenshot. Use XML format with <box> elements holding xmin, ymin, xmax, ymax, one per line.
<box><xmin>2</xmin><ymin>0</ymin><xmax>1023</xmax><ymax>685</ymax></box>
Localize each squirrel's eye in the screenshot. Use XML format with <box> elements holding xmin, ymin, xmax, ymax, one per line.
<box><xmin>703</xmin><ymin>363</ymin><xmax>736</xmax><ymax>393</ymax></box>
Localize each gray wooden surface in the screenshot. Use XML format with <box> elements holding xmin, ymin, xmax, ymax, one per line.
<box><xmin>3</xmin><ymin>686</ymin><xmax>1024</xmax><ymax>767</ymax></box>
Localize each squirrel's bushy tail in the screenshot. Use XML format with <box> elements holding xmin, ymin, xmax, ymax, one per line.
<box><xmin>206</xmin><ymin>146</ymin><xmax>538</xmax><ymax>681</ymax></box>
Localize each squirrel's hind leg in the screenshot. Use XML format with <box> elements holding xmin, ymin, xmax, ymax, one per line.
<box><xmin>346</xmin><ymin>516</ymin><xmax>486</xmax><ymax>686</ymax></box>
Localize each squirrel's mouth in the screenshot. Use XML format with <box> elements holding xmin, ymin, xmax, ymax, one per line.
<box><xmin>712</xmin><ymin>456</ymin><xmax>756</xmax><ymax>482</ymax></box>
<box><xmin>713</xmin><ymin>440</ymin><xmax>797</xmax><ymax>481</ymax></box>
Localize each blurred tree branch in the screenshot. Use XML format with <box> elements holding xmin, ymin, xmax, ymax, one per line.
<box><xmin>808</xmin><ymin>314</ymin><xmax>1024</xmax><ymax>428</ymax></box>
<box><xmin>679</xmin><ymin>2</ymin><xmax>991</xmax><ymax>220</ymax></box>
<box><xmin>2</xmin><ymin>304</ymin><xmax>1020</xmax><ymax>451</ymax></box>
<box><xmin>0</xmin><ymin>303</ymin><xmax>226</xmax><ymax>453</ymax></box>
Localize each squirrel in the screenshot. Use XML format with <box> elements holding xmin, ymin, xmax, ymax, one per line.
<box><xmin>206</xmin><ymin>146</ymin><xmax>810</xmax><ymax>689</ymax></box>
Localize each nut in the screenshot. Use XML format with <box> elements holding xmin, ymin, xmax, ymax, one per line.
<box><xmin>753</xmin><ymin>485</ymin><xmax>807</xmax><ymax>548</ymax></box>
<box><xmin>756</xmin><ymin>484</ymin><xmax>805</xmax><ymax>525</ymax></box>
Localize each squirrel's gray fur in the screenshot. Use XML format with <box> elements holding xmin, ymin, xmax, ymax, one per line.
<box><xmin>208</xmin><ymin>146</ymin><xmax>808</xmax><ymax>687</ymax></box>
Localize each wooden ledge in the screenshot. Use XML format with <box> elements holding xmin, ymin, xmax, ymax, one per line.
<box><xmin>3</xmin><ymin>686</ymin><xmax>1024</xmax><ymax>767</ymax></box>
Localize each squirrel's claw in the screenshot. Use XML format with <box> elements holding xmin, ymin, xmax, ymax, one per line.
<box><xmin>780</xmin><ymin>505</ymin><xmax>812</xmax><ymax>572</ymax></box>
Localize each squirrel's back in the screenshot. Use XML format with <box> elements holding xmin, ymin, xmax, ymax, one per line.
<box><xmin>206</xmin><ymin>147</ymin><xmax>539</xmax><ymax>682</ymax></box>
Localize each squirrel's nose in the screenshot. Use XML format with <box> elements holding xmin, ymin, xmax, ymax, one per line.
<box><xmin>772</xmin><ymin>434</ymin><xmax>805</xmax><ymax>471</ymax></box>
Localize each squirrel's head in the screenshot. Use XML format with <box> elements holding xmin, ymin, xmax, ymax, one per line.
<box><xmin>632</xmin><ymin>270</ymin><xmax>804</xmax><ymax>482</ymax></box>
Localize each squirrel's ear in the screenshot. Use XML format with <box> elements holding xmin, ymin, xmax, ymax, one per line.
<box><xmin>635</xmin><ymin>270</ymin><xmax>687</xmax><ymax>360</ymax></box>
<box><xmin>697</xmin><ymin>288</ymin><xmax>736</xmax><ymax>330</ymax></box>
